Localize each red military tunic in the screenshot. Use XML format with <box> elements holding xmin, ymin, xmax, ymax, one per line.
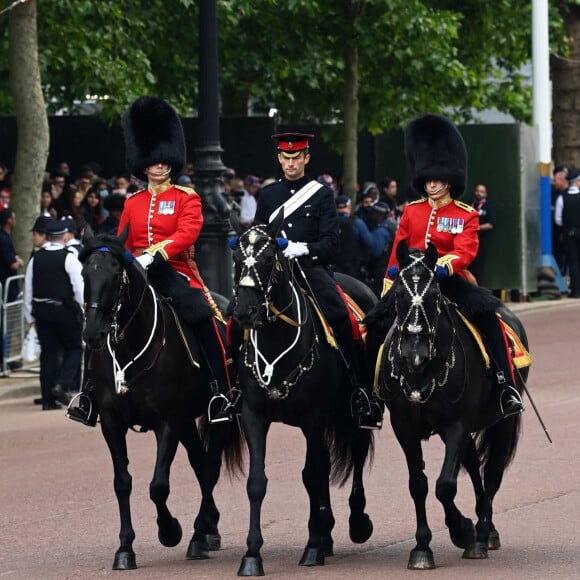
<box><xmin>382</xmin><ymin>195</ymin><xmax>479</xmax><ymax>296</ymax></box>
<box><xmin>118</xmin><ymin>180</ymin><xmax>205</xmax><ymax>289</ymax></box>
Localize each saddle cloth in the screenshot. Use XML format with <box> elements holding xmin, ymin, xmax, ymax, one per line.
<box><xmin>167</xmin><ymin>304</ymin><xmax>233</xmax><ymax>370</ymax></box>
<box><xmin>455</xmin><ymin>310</ymin><xmax>533</xmax><ymax>370</ymax></box>
<box><xmin>306</xmin><ymin>290</ymin><xmax>366</xmax><ymax>349</ymax></box>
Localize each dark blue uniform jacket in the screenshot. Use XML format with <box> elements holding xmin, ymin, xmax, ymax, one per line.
<box><xmin>253</xmin><ymin>175</ymin><xmax>338</xmax><ymax>266</ymax></box>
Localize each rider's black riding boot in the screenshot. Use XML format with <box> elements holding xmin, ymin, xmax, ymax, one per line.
<box><xmin>195</xmin><ymin>318</ymin><xmax>235</xmax><ymax>424</ymax></box>
<box><xmin>477</xmin><ymin>313</ymin><xmax>524</xmax><ymax>418</ymax></box>
<box><xmin>66</xmin><ymin>378</ymin><xmax>98</xmax><ymax>427</ymax></box>
<box><xmin>334</xmin><ymin>319</ymin><xmax>383</xmax><ymax>430</ymax></box>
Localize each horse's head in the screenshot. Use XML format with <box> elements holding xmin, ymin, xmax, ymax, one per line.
<box><xmin>394</xmin><ymin>241</ymin><xmax>442</xmax><ymax>371</ymax></box>
<box><xmin>79</xmin><ymin>227</ymin><xmax>136</xmax><ymax>349</ymax></box>
<box><xmin>231</xmin><ymin>210</ymin><xmax>287</xmax><ymax>329</ymax></box>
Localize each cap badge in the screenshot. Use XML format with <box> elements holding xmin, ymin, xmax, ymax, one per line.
<box><xmin>288</xmin><ymin>141</ymin><xmax>294</xmax><ymax>149</ymax></box>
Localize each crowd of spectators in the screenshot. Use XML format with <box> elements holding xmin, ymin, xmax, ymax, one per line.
<box><xmin>0</xmin><ymin>159</ymin><xmax>407</xmax><ymax>301</ymax></box>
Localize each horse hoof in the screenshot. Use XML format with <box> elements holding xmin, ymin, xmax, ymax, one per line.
<box><xmin>158</xmin><ymin>517</ymin><xmax>182</xmax><ymax>547</ymax></box>
<box><xmin>349</xmin><ymin>513</ymin><xmax>373</xmax><ymax>544</ymax></box>
<box><xmin>238</xmin><ymin>555</ymin><xmax>264</xmax><ymax>576</ymax></box>
<box><xmin>207</xmin><ymin>533</ymin><xmax>222</xmax><ymax>551</ymax></box>
<box><xmin>186</xmin><ymin>538</ymin><xmax>210</xmax><ymax>560</ymax></box>
<box><xmin>321</xmin><ymin>536</ymin><xmax>334</xmax><ymax>557</ymax></box>
<box><xmin>299</xmin><ymin>546</ymin><xmax>324</xmax><ymax>566</ymax></box>
<box><xmin>113</xmin><ymin>550</ymin><xmax>136</xmax><ymax>570</ymax></box>
<box><xmin>450</xmin><ymin>517</ymin><xmax>475</xmax><ymax>549</ymax></box>
<box><xmin>408</xmin><ymin>549</ymin><xmax>435</xmax><ymax>570</ymax></box>
<box><xmin>463</xmin><ymin>541</ymin><xmax>489</xmax><ymax>559</ymax></box>
<box><xmin>488</xmin><ymin>530</ymin><xmax>501</xmax><ymax>550</ymax></box>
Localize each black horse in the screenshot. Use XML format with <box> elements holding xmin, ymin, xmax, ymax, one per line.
<box><xmin>79</xmin><ymin>232</ymin><xmax>243</xmax><ymax>570</ymax></box>
<box><xmin>230</xmin><ymin>213</ymin><xmax>377</xmax><ymax>576</ymax></box>
<box><xmin>375</xmin><ymin>241</ymin><xmax>528</xmax><ymax>570</ymax></box>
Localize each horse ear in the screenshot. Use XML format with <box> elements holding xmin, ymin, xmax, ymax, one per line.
<box><xmin>118</xmin><ymin>223</ymin><xmax>129</xmax><ymax>245</ymax></box>
<box><xmin>425</xmin><ymin>244</ymin><xmax>438</xmax><ymax>269</ymax></box>
<box><xmin>267</xmin><ymin>208</ymin><xmax>285</xmax><ymax>238</ymax></box>
<box><xmin>396</xmin><ymin>240</ymin><xmax>410</xmax><ymax>267</ymax></box>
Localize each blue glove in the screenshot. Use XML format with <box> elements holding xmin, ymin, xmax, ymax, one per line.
<box><xmin>387</xmin><ymin>265</ymin><xmax>399</xmax><ymax>280</ymax></box>
<box><xmin>435</xmin><ymin>264</ymin><xmax>449</xmax><ymax>279</ymax></box>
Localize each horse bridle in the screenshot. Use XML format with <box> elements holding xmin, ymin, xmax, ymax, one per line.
<box><xmin>235</xmin><ymin>227</ymin><xmax>300</xmax><ymax>324</ymax></box>
<box><xmin>386</xmin><ymin>254</ymin><xmax>457</xmax><ymax>403</ymax></box>
<box><xmin>235</xmin><ymin>227</ymin><xmax>316</xmax><ymax>398</ymax></box>
<box><xmin>396</xmin><ymin>253</ymin><xmax>443</xmax><ymax>359</ymax></box>
<box><xmin>85</xmin><ymin>248</ymin><xmax>163</xmax><ymax>394</ymax></box>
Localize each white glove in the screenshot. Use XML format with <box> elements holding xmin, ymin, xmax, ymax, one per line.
<box><xmin>283</xmin><ymin>241</ymin><xmax>309</xmax><ymax>260</ymax></box>
<box><xmin>135</xmin><ymin>253</ymin><xmax>155</xmax><ymax>269</ymax></box>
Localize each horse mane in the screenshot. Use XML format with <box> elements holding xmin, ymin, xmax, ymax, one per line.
<box><xmin>78</xmin><ymin>234</ymin><xmax>129</xmax><ymax>265</ymax></box>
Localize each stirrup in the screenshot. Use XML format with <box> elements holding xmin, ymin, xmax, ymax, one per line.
<box><xmin>499</xmin><ymin>384</ymin><xmax>524</xmax><ymax>418</ymax></box>
<box><xmin>66</xmin><ymin>392</ymin><xmax>98</xmax><ymax>427</ymax></box>
<box><xmin>350</xmin><ymin>387</ymin><xmax>372</xmax><ymax>417</ymax></box>
<box><xmin>208</xmin><ymin>393</ymin><xmax>233</xmax><ymax>424</ymax></box>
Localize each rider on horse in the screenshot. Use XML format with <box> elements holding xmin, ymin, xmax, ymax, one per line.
<box><xmin>67</xmin><ymin>96</ymin><xmax>235</xmax><ymax>426</ymax></box>
<box><xmin>228</xmin><ymin>132</ymin><xmax>382</xmax><ymax>430</ymax></box>
<box><xmin>379</xmin><ymin>113</ymin><xmax>524</xmax><ymax>418</ymax></box>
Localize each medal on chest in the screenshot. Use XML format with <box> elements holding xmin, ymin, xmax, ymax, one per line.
<box><xmin>158</xmin><ymin>200</ymin><xmax>176</xmax><ymax>215</ymax></box>
<box><xmin>436</xmin><ymin>216</ymin><xmax>464</xmax><ymax>234</ymax></box>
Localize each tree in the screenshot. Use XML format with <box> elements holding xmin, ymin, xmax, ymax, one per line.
<box><xmin>7</xmin><ymin>0</ymin><xmax>48</xmax><ymax>259</ymax></box>
<box><xmin>551</xmin><ymin>1</ymin><xmax>580</xmax><ymax>167</ymax></box>
<box><xmin>218</xmin><ymin>0</ymin><xmax>533</xmax><ymax>196</ymax></box>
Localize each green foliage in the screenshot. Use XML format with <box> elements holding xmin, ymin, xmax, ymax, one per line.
<box><xmin>0</xmin><ymin>0</ymin><xmax>199</xmax><ymax>121</ymax></box>
<box><xmin>0</xmin><ymin>0</ymin><xmax>567</xmax><ymax>131</ymax></box>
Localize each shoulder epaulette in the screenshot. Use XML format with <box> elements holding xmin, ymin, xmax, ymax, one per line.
<box><xmin>175</xmin><ymin>185</ymin><xmax>197</xmax><ymax>195</ymax></box>
<box><xmin>453</xmin><ymin>199</ymin><xmax>476</xmax><ymax>213</ymax></box>
<box><xmin>125</xmin><ymin>189</ymin><xmax>145</xmax><ymax>200</ymax></box>
<box><xmin>408</xmin><ymin>198</ymin><xmax>428</xmax><ymax>205</ymax></box>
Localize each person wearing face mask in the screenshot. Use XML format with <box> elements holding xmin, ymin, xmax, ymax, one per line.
<box><xmin>66</xmin><ymin>96</ymin><xmax>235</xmax><ymax>426</ymax></box>
<box><xmin>376</xmin><ymin>113</ymin><xmax>524</xmax><ymax>419</ymax></box>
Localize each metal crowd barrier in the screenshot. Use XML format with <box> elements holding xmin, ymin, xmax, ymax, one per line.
<box><xmin>1</xmin><ymin>275</ymin><xmax>28</xmax><ymax>377</ymax></box>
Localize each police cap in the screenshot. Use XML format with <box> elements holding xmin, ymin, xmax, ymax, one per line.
<box><xmin>30</xmin><ymin>215</ymin><xmax>52</xmax><ymax>233</ymax></box>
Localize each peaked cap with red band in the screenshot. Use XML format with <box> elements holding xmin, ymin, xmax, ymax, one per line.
<box><xmin>272</xmin><ymin>132</ymin><xmax>315</xmax><ymax>158</ymax></box>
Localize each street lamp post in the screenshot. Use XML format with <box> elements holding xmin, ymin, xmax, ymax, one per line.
<box><xmin>193</xmin><ymin>0</ymin><xmax>233</xmax><ymax>298</ymax></box>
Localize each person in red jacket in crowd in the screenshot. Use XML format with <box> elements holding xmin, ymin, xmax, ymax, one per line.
<box><xmin>67</xmin><ymin>96</ymin><xmax>235</xmax><ymax>426</ymax></box>
<box><xmin>379</xmin><ymin>113</ymin><xmax>523</xmax><ymax>418</ymax></box>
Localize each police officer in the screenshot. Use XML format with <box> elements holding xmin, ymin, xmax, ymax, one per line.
<box><xmin>470</xmin><ymin>183</ymin><xmax>496</xmax><ymax>285</ymax></box>
<box><xmin>249</xmin><ymin>132</ymin><xmax>382</xmax><ymax>429</ymax></box>
<box><xmin>67</xmin><ymin>96</ymin><xmax>235</xmax><ymax>426</ymax></box>
<box><xmin>24</xmin><ymin>218</ymin><xmax>84</xmax><ymax>410</ymax></box>
<box><xmin>554</xmin><ymin>168</ymin><xmax>580</xmax><ymax>297</ymax></box>
<box><xmin>381</xmin><ymin>114</ymin><xmax>523</xmax><ymax>418</ymax></box>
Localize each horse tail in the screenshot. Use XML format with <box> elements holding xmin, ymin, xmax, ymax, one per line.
<box><xmin>326</xmin><ymin>392</ymin><xmax>375</xmax><ymax>487</ymax></box>
<box><xmin>475</xmin><ymin>411</ymin><xmax>522</xmax><ymax>473</ymax></box>
<box><xmin>199</xmin><ymin>416</ymin><xmax>246</xmax><ymax>477</ymax></box>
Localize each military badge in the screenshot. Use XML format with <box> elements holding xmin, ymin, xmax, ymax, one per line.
<box><xmin>158</xmin><ymin>201</ymin><xmax>175</xmax><ymax>215</ymax></box>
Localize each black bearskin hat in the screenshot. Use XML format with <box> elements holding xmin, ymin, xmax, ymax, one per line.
<box><xmin>122</xmin><ymin>96</ymin><xmax>186</xmax><ymax>182</ymax></box>
<box><xmin>404</xmin><ymin>113</ymin><xmax>467</xmax><ymax>199</ymax></box>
